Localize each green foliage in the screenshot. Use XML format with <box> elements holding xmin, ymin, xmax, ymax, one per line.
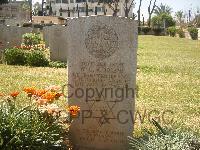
<box><xmin>175</xmin><ymin>11</ymin><xmax>185</xmax><ymax>25</ymax></box>
<box><xmin>4</xmin><ymin>48</ymin><xmax>27</xmax><ymax>65</ymax></box>
<box><xmin>154</xmin><ymin>3</ymin><xmax>173</xmax><ymax>16</ymax></box>
<box><xmin>4</xmin><ymin>48</ymin><xmax>49</xmax><ymax>67</ymax></box>
<box><xmin>177</xmin><ymin>28</ymin><xmax>185</xmax><ymax>38</ymax></box>
<box><xmin>167</xmin><ymin>26</ymin><xmax>177</xmax><ymax>37</ymax></box>
<box><xmin>128</xmin><ymin>119</ymin><xmax>200</xmax><ymax>150</ymax></box>
<box><xmin>0</xmin><ymin>100</ymin><xmax>66</xmax><ymax>149</ymax></box>
<box><xmin>188</xmin><ymin>27</ymin><xmax>198</xmax><ymax>40</ymax></box>
<box><xmin>152</xmin><ymin>13</ymin><xmax>176</xmax><ymax>28</ymax></box>
<box><xmin>49</xmin><ymin>61</ymin><xmax>67</xmax><ymax>68</ymax></box>
<box><xmin>152</xmin><ymin>27</ymin><xmax>164</xmax><ymax>36</ymax></box>
<box><xmin>22</xmin><ymin>33</ymin><xmax>42</xmax><ymax>46</ymax></box>
<box><xmin>141</xmin><ymin>26</ymin><xmax>151</xmax><ymax>35</ymax></box>
<box><xmin>0</xmin><ymin>0</ymin><xmax>8</xmax><ymax>4</ymax></box>
<box><xmin>26</xmin><ymin>51</ymin><xmax>49</xmax><ymax>67</ymax></box>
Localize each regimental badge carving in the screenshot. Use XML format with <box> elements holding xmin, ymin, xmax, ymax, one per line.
<box><xmin>85</xmin><ymin>23</ymin><xmax>119</xmax><ymax>60</ymax></box>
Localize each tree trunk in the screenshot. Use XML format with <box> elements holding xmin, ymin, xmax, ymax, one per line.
<box><xmin>113</xmin><ymin>10</ymin><xmax>118</xmax><ymax>17</ymax></box>
<box><xmin>125</xmin><ymin>9</ymin><xmax>129</xmax><ymax>17</ymax></box>
<box><xmin>148</xmin><ymin>15</ymin><xmax>151</xmax><ymax>27</ymax></box>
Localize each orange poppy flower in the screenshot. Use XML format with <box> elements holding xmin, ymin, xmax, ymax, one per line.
<box><xmin>41</xmin><ymin>92</ymin><xmax>56</xmax><ymax>102</ymax></box>
<box><xmin>0</xmin><ymin>93</ymin><xmax>4</xmax><ymax>97</ymax></box>
<box><xmin>10</xmin><ymin>91</ymin><xmax>20</xmax><ymax>98</ymax></box>
<box><xmin>55</xmin><ymin>92</ymin><xmax>63</xmax><ymax>99</ymax></box>
<box><xmin>67</xmin><ymin>105</ymin><xmax>80</xmax><ymax>117</ymax></box>
<box><xmin>23</xmin><ymin>87</ymin><xmax>36</xmax><ymax>97</ymax></box>
<box><xmin>34</xmin><ymin>89</ymin><xmax>47</xmax><ymax>97</ymax></box>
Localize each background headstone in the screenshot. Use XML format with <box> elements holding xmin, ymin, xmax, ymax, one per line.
<box><xmin>44</xmin><ymin>25</ymin><xmax>68</xmax><ymax>62</ymax></box>
<box><xmin>0</xmin><ymin>26</ymin><xmax>32</xmax><ymax>60</ymax></box>
<box><xmin>67</xmin><ymin>16</ymin><xmax>137</xmax><ymax>150</ymax></box>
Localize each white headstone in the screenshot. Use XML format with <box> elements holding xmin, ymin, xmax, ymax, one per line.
<box><xmin>67</xmin><ymin>16</ymin><xmax>137</xmax><ymax>150</ymax></box>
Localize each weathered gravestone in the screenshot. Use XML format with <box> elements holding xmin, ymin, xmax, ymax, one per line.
<box><xmin>0</xmin><ymin>26</ymin><xmax>32</xmax><ymax>60</ymax></box>
<box><xmin>67</xmin><ymin>16</ymin><xmax>137</xmax><ymax>150</ymax></box>
<box><xmin>6</xmin><ymin>26</ymin><xmax>32</xmax><ymax>47</ymax></box>
<box><xmin>0</xmin><ymin>25</ymin><xmax>7</xmax><ymax>59</ymax></box>
<box><xmin>43</xmin><ymin>26</ymin><xmax>50</xmax><ymax>47</ymax></box>
<box><xmin>43</xmin><ymin>25</ymin><xmax>68</xmax><ymax>62</ymax></box>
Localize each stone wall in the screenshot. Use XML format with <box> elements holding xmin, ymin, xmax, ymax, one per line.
<box><xmin>32</xmin><ymin>16</ymin><xmax>66</xmax><ymax>25</ymax></box>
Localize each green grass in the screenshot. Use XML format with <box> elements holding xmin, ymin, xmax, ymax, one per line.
<box><xmin>0</xmin><ymin>35</ymin><xmax>199</xmax><ymax>133</ymax></box>
<box><xmin>137</xmin><ymin>36</ymin><xmax>200</xmax><ymax>133</ymax></box>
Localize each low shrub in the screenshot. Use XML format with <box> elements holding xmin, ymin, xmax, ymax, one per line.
<box><xmin>22</xmin><ymin>33</ymin><xmax>42</xmax><ymax>46</ymax></box>
<box><xmin>0</xmin><ymin>85</ymin><xmax>81</xmax><ymax>149</ymax></box>
<box><xmin>167</xmin><ymin>26</ymin><xmax>177</xmax><ymax>37</ymax></box>
<box><xmin>4</xmin><ymin>48</ymin><xmax>27</xmax><ymax>65</ymax></box>
<box><xmin>0</xmin><ymin>101</ymin><xmax>66</xmax><ymax>149</ymax></box>
<box><xmin>49</xmin><ymin>61</ymin><xmax>67</xmax><ymax>68</ymax></box>
<box><xmin>128</xmin><ymin>119</ymin><xmax>200</xmax><ymax>150</ymax></box>
<box><xmin>177</xmin><ymin>28</ymin><xmax>185</xmax><ymax>38</ymax></box>
<box><xmin>26</xmin><ymin>50</ymin><xmax>49</xmax><ymax>67</ymax></box>
<box><xmin>188</xmin><ymin>27</ymin><xmax>198</xmax><ymax>40</ymax></box>
<box><xmin>141</xmin><ymin>26</ymin><xmax>151</xmax><ymax>35</ymax></box>
<box><xmin>152</xmin><ymin>27</ymin><xmax>163</xmax><ymax>36</ymax></box>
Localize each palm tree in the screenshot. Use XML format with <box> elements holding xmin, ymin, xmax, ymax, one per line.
<box><xmin>154</xmin><ymin>3</ymin><xmax>172</xmax><ymax>15</ymax></box>
<box><xmin>175</xmin><ymin>10</ymin><xmax>185</xmax><ymax>25</ymax></box>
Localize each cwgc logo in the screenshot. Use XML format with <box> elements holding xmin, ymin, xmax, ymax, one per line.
<box><xmin>85</xmin><ymin>23</ymin><xmax>119</xmax><ymax>60</ymax></box>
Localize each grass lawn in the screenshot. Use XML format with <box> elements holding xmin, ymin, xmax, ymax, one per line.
<box><xmin>0</xmin><ymin>35</ymin><xmax>199</xmax><ymax>133</ymax></box>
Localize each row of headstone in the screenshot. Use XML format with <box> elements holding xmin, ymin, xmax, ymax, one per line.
<box><xmin>67</xmin><ymin>16</ymin><xmax>137</xmax><ymax>150</ymax></box>
<box><xmin>0</xmin><ymin>25</ymin><xmax>32</xmax><ymax>59</ymax></box>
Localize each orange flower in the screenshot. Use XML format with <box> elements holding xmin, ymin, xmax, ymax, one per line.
<box><xmin>23</xmin><ymin>87</ymin><xmax>36</xmax><ymax>97</ymax></box>
<box><xmin>0</xmin><ymin>93</ymin><xmax>4</xmax><ymax>97</ymax></box>
<box><xmin>36</xmin><ymin>98</ymin><xmax>48</xmax><ymax>106</ymax></box>
<box><xmin>55</xmin><ymin>92</ymin><xmax>63</xmax><ymax>99</ymax></box>
<box><xmin>34</xmin><ymin>89</ymin><xmax>47</xmax><ymax>97</ymax></box>
<box><xmin>67</xmin><ymin>105</ymin><xmax>80</xmax><ymax>117</ymax></box>
<box><xmin>41</xmin><ymin>92</ymin><xmax>56</xmax><ymax>102</ymax></box>
<box><xmin>10</xmin><ymin>91</ymin><xmax>20</xmax><ymax>98</ymax></box>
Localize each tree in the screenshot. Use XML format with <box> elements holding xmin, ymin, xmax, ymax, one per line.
<box><xmin>98</xmin><ymin>0</ymin><xmax>120</xmax><ymax>17</ymax></box>
<box><xmin>192</xmin><ymin>14</ymin><xmax>200</xmax><ymax>27</ymax></box>
<box><xmin>151</xmin><ymin>13</ymin><xmax>175</xmax><ymax>28</ymax></box>
<box><xmin>154</xmin><ymin>3</ymin><xmax>172</xmax><ymax>16</ymax></box>
<box><xmin>123</xmin><ymin>0</ymin><xmax>135</xmax><ymax>17</ymax></box>
<box><xmin>0</xmin><ymin>0</ymin><xmax>8</xmax><ymax>5</ymax></box>
<box><xmin>137</xmin><ymin>0</ymin><xmax>142</xmax><ymax>26</ymax></box>
<box><xmin>175</xmin><ymin>11</ymin><xmax>185</xmax><ymax>26</ymax></box>
<box><xmin>148</xmin><ymin>0</ymin><xmax>157</xmax><ymax>27</ymax></box>
<box><xmin>41</xmin><ymin>0</ymin><xmax>44</xmax><ymax>16</ymax></box>
<box><xmin>33</xmin><ymin>2</ymin><xmax>42</xmax><ymax>16</ymax></box>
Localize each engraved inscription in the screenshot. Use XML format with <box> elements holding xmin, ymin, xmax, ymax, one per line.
<box><xmin>85</xmin><ymin>24</ymin><xmax>119</xmax><ymax>59</ymax></box>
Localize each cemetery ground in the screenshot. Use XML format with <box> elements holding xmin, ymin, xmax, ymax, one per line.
<box><xmin>0</xmin><ymin>35</ymin><xmax>200</xmax><ymax>148</ymax></box>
